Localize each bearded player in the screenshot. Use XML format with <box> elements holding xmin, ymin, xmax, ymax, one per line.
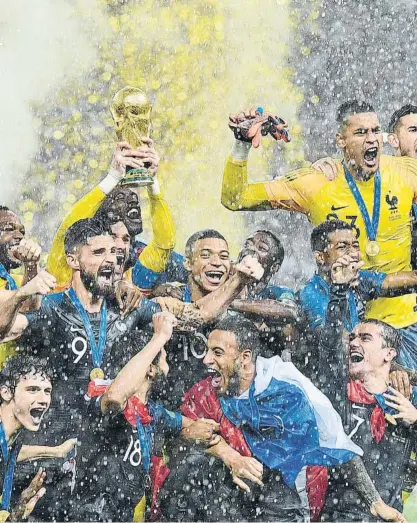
<box><xmin>221</xmin><ymin>101</ymin><xmax>417</xmax><ymax>370</ymax></box>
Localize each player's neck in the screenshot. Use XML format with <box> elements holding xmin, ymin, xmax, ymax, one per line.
<box><xmin>360</xmin><ymin>368</ymin><xmax>390</xmax><ymax>395</ymax></box>
<box><xmin>237</xmin><ymin>361</ymin><xmax>256</xmax><ymax>396</ymax></box>
<box><xmin>72</xmin><ymin>275</ymin><xmax>103</xmax><ymax>313</ymax></box>
<box><xmin>135</xmin><ymin>381</ymin><xmax>151</xmax><ymax>404</ymax></box>
<box><xmin>318</xmin><ymin>267</ymin><xmax>331</xmax><ymax>285</ymax></box>
<box><xmin>187</xmin><ymin>277</ymin><xmax>209</xmax><ymax>301</ymax></box>
<box><xmin>344</xmin><ymin>157</ymin><xmax>374</xmax><ymax>182</ymax></box>
<box><xmin>0</xmin><ymin>403</ymin><xmax>22</xmax><ymax>442</ymax></box>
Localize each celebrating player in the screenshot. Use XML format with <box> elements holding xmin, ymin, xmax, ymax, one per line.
<box><xmin>46</xmin><ymin>140</ymin><xmax>184</xmax><ymax>292</ymax></box>
<box><xmin>222</xmin><ymin>102</ymin><xmax>417</xmax><ymax>369</ymax></box>
<box><xmin>0</xmin><ymin>356</ymin><xmax>77</xmax><ymax>522</ymax></box>
<box><xmin>72</xmin><ymin>311</ymin><xmax>219</xmax><ymax>522</ymax></box>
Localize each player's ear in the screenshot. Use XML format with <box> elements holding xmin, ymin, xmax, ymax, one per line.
<box><xmin>336</xmin><ymin>133</ymin><xmax>346</xmax><ymax>150</ymax></box>
<box><xmin>241</xmin><ymin>349</ymin><xmax>252</xmax><ymax>367</ymax></box>
<box><xmin>66</xmin><ymin>252</ymin><xmax>80</xmax><ymax>270</ymax></box>
<box><xmin>183</xmin><ymin>257</ymin><xmax>191</xmax><ymax>272</ymax></box>
<box><xmin>314</xmin><ymin>250</ymin><xmax>325</xmax><ymax>266</ymax></box>
<box><xmin>270</xmin><ymin>261</ymin><xmax>281</xmax><ymax>275</ymax></box>
<box><xmin>0</xmin><ymin>386</ymin><xmax>13</xmax><ymax>403</ymax></box>
<box><xmin>385</xmin><ymin>347</ymin><xmax>397</xmax><ymax>363</ymax></box>
<box><xmin>146</xmin><ymin>364</ymin><xmax>156</xmax><ymax>379</ymax></box>
<box><xmin>387</xmin><ymin>133</ymin><xmax>400</xmax><ymax>150</ymax></box>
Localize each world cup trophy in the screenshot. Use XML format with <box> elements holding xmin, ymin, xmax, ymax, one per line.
<box><xmin>110</xmin><ymin>86</ymin><xmax>154</xmax><ymax>186</ymax></box>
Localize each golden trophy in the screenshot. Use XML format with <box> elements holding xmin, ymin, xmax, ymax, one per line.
<box><xmin>110</xmin><ymin>86</ymin><xmax>154</xmax><ymax>186</ymax></box>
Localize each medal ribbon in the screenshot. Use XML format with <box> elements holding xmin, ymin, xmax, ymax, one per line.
<box><xmin>67</xmin><ymin>287</ymin><xmax>107</xmax><ymax>369</ymax></box>
<box><xmin>342</xmin><ymin>161</ymin><xmax>381</xmax><ymax>242</ymax></box>
<box><xmin>135</xmin><ymin>414</ymin><xmax>151</xmax><ymax>473</ymax></box>
<box><xmin>316</xmin><ymin>276</ymin><xmax>359</xmax><ymax>332</ymax></box>
<box><xmin>0</xmin><ymin>264</ymin><xmax>17</xmax><ymax>291</ymax></box>
<box><xmin>0</xmin><ymin>423</ymin><xmax>19</xmax><ymax>511</ymax></box>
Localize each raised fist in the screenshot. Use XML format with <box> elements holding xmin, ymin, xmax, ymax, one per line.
<box><xmin>10</xmin><ymin>239</ymin><xmax>41</xmax><ymax>265</ymax></box>
<box><xmin>229</xmin><ymin>107</ymin><xmax>290</xmax><ymax>148</ymax></box>
<box><xmin>234</xmin><ymin>255</ymin><xmax>265</xmax><ymax>281</ymax></box>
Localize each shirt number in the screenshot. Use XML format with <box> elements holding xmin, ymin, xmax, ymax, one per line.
<box><xmin>123</xmin><ymin>435</ymin><xmax>142</xmax><ymax>467</ymax></box>
<box><xmin>326</xmin><ymin>212</ymin><xmax>361</xmax><ymax>238</ymax></box>
<box><xmin>182</xmin><ymin>333</ymin><xmax>207</xmax><ymax>361</ymax></box>
<box><xmin>71</xmin><ymin>337</ymin><xmax>87</xmax><ymax>363</ymax></box>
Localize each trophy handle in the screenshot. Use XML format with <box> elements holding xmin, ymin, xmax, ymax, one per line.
<box><xmin>121</xmin><ymin>166</ymin><xmax>154</xmax><ymax>187</ymax></box>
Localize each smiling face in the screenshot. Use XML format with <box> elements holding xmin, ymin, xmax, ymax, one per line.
<box><xmin>0</xmin><ymin>209</ymin><xmax>25</xmax><ymax>269</ymax></box>
<box><xmin>186</xmin><ymin>238</ymin><xmax>231</xmax><ymax>293</ymax></box>
<box><xmin>2</xmin><ymin>373</ymin><xmax>52</xmax><ymax>432</ymax></box>
<box><xmin>110</xmin><ymin>221</ymin><xmax>131</xmax><ymax>281</ymax></box>
<box><xmin>68</xmin><ymin>234</ymin><xmax>117</xmax><ymax>299</ymax></box>
<box><xmin>102</xmin><ymin>188</ymin><xmax>142</xmax><ymax>237</ymax></box>
<box><xmin>389</xmin><ymin>113</ymin><xmax>417</xmax><ymax>159</ymax></box>
<box><xmin>336</xmin><ymin>112</ymin><xmax>382</xmax><ymax>178</ymax></box>
<box><xmin>348</xmin><ymin>323</ymin><xmax>396</xmax><ymax>380</ymax></box>
<box><xmin>204</xmin><ymin>329</ymin><xmax>243</xmax><ymax>396</ymax></box>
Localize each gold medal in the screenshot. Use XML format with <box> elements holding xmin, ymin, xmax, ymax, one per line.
<box><xmin>0</xmin><ymin>510</ymin><xmax>10</xmax><ymax>522</ymax></box>
<box><xmin>365</xmin><ymin>241</ymin><xmax>380</xmax><ymax>257</ymax></box>
<box><xmin>90</xmin><ymin>368</ymin><xmax>104</xmax><ymax>380</ymax></box>
<box><xmin>385</xmin><ymin>413</ymin><xmax>397</xmax><ymax>425</ymax></box>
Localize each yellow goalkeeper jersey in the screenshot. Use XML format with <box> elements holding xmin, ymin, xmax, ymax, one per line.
<box><xmin>46</xmin><ymin>186</ymin><xmax>176</xmax><ymax>290</ymax></box>
<box><xmin>222</xmin><ymin>154</ymin><xmax>417</xmax><ymax>329</ymax></box>
<box><xmin>0</xmin><ymin>272</ymin><xmax>23</xmax><ymax>367</ymax></box>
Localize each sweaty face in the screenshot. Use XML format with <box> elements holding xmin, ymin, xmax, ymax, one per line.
<box><xmin>103</xmin><ymin>188</ymin><xmax>142</xmax><ymax>237</ymax></box>
<box><xmin>320</xmin><ymin>228</ymin><xmax>361</xmax><ymax>269</ymax></box>
<box><xmin>393</xmin><ymin>114</ymin><xmax>417</xmax><ymax>159</ymax></box>
<box><xmin>10</xmin><ymin>374</ymin><xmax>52</xmax><ymax>432</ymax></box>
<box><xmin>188</xmin><ymin>238</ymin><xmax>231</xmax><ymax>293</ymax></box>
<box><xmin>0</xmin><ymin>210</ymin><xmax>25</xmax><ymax>269</ymax></box>
<box><xmin>338</xmin><ymin>112</ymin><xmax>382</xmax><ymax>177</ymax></box>
<box><xmin>348</xmin><ymin>323</ymin><xmax>395</xmax><ymax>380</ymax></box>
<box><xmin>239</xmin><ymin>231</ymin><xmax>281</xmax><ymax>277</ymax></box>
<box><xmin>110</xmin><ymin>221</ymin><xmax>131</xmax><ymax>281</ymax></box>
<box><xmin>204</xmin><ymin>330</ymin><xmax>243</xmax><ymax>396</ymax></box>
<box><xmin>77</xmin><ymin>235</ymin><xmax>117</xmax><ymax>299</ymax></box>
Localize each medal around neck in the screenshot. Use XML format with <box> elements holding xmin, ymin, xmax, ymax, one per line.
<box><xmin>0</xmin><ymin>511</ymin><xmax>10</xmax><ymax>523</ymax></box>
<box><xmin>110</xmin><ymin>87</ymin><xmax>153</xmax><ymax>187</ymax></box>
<box><xmin>384</xmin><ymin>413</ymin><xmax>397</xmax><ymax>425</ymax></box>
<box><xmin>365</xmin><ymin>241</ymin><xmax>380</xmax><ymax>257</ymax></box>
<box><xmin>90</xmin><ymin>368</ymin><xmax>105</xmax><ymax>380</ymax></box>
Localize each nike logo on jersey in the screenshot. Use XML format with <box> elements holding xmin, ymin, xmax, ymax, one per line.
<box><xmin>70</xmin><ymin>325</ymin><xmax>85</xmax><ymax>333</ymax></box>
<box><xmin>331</xmin><ymin>204</ymin><xmax>349</xmax><ymax>211</ymax></box>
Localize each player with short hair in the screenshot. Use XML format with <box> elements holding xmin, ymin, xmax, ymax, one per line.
<box><xmin>315</xmin><ymin>258</ymin><xmax>417</xmax><ymax>521</ymax></box>
<box><xmin>72</xmin><ymin>311</ymin><xmax>219</xmax><ymax>522</ymax></box>
<box><xmin>0</xmin><ymin>206</ymin><xmax>51</xmax><ymax>367</ymax></box>
<box><xmin>160</xmin><ymin>316</ymin><xmax>402</xmax><ymax>522</ymax></box>
<box><xmin>222</xmin><ymin>102</ymin><xmax>417</xmax><ymax>369</ymax></box>
<box><xmin>46</xmin><ymin>140</ymin><xmax>186</xmax><ymax>292</ymax></box>
<box><xmin>0</xmin><ymin>355</ymin><xmax>77</xmax><ymax>522</ymax></box>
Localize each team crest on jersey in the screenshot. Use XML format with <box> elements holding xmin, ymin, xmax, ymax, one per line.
<box><xmin>385</xmin><ymin>192</ymin><xmax>399</xmax><ymax>211</ymax></box>
<box><xmin>115</xmin><ymin>320</ymin><xmax>128</xmax><ymax>333</ymax></box>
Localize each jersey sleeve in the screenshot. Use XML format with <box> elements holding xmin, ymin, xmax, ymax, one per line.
<box><xmin>358</xmin><ymin>270</ymin><xmax>387</xmax><ymax>301</ymax></box>
<box><xmin>151</xmin><ymin>402</ymin><xmax>182</xmax><ymax>438</ymax></box>
<box><xmin>221</xmin><ymin>156</ymin><xmax>325</xmax><ymax>214</ymax></box>
<box><xmin>46</xmin><ymin>186</ymin><xmax>107</xmax><ymax>289</ymax></box>
<box><xmin>133</xmin><ymin>190</ymin><xmax>176</xmax><ymax>288</ymax></box>
<box><xmin>123</xmin><ymin>297</ymin><xmax>161</xmax><ymax>330</ymax></box>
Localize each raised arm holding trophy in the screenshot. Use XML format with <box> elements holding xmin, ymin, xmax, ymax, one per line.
<box><xmin>110</xmin><ymin>86</ymin><xmax>155</xmax><ymax>186</ymax></box>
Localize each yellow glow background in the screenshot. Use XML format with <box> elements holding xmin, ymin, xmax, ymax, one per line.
<box><xmin>13</xmin><ymin>0</ymin><xmax>321</xmax><ymax>258</ymax></box>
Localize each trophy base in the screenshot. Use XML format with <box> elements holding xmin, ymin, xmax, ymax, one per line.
<box><xmin>120</xmin><ymin>167</ymin><xmax>154</xmax><ymax>187</ymax></box>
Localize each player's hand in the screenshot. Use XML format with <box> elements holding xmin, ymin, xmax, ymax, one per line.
<box><xmin>224</xmin><ymin>451</ymin><xmax>264</xmax><ymax>492</ymax></box>
<box><xmin>312</xmin><ymin>156</ymin><xmax>339</xmax><ymax>181</ymax></box>
<box><xmin>229</xmin><ymin>107</ymin><xmax>290</xmax><ymax>148</ymax></box>
<box><xmin>135</xmin><ymin>137</ymin><xmax>160</xmax><ymax>176</ymax></box>
<box><xmin>152</xmin><ymin>311</ymin><xmax>177</xmax><ymax>342</ymax></box>
<box><xmin>10</xmin><ymin>239</ymin><xmax>41</xmax><ymax>266</ymax></box>
<box><xmin>56</xmin><ymin>438</ymin><xmax>78</xmax><ymax>459</ymax></box>
<box><xmin>153</xmin><ymin>296</ymin><xmax>186</xmax><ymax>318</ymax></box>
<box><xmin>331</xmin><ymin>255</ymin><xmax>364</xmax><ymax>286</ymax></box>
<box><xmin>384</xmin><ymin>386</ymin><xmax>417</xmax><ymax>425</ymax></box>
<box><xmin>234</xmin><ymin>255</ymin><xmax>264</xmax><ymax>281</ymax></box>
<box><xmin>18</xmin><ymin>270</ymin><xmax>56</xmax><ymax>298</ymax></box>
<box><xmin>9</xmin><ymin>468</ymin><xmax>46</xmax><ymax>521</ymax></box>
<box><xmin>114</xmin><ymin>280</ymin><xmax>143</xmax><ymax>318</ymax></box>
<box><xmin>150</xmin><ymin>283</ymin><xmax>185</xmax><ymax>300</ymax></box>
<box><xmin>182</xmin><ymin>418</ymin><xmax>220</xmax><ymax>445</ymax></box>
<box><xmin>389</xmin><ymin>370</ymin><xmax>411</xmax><ymax>399</ymax></box>
<box><xmin>370</xmin><ymin>497</ymin><xmax>408</xmax><ymax>522</ymax></box>
<box><xmin>110</xmin><ymin>141</ymin><xmax>147</xmax><ymax>177</ymax></box>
